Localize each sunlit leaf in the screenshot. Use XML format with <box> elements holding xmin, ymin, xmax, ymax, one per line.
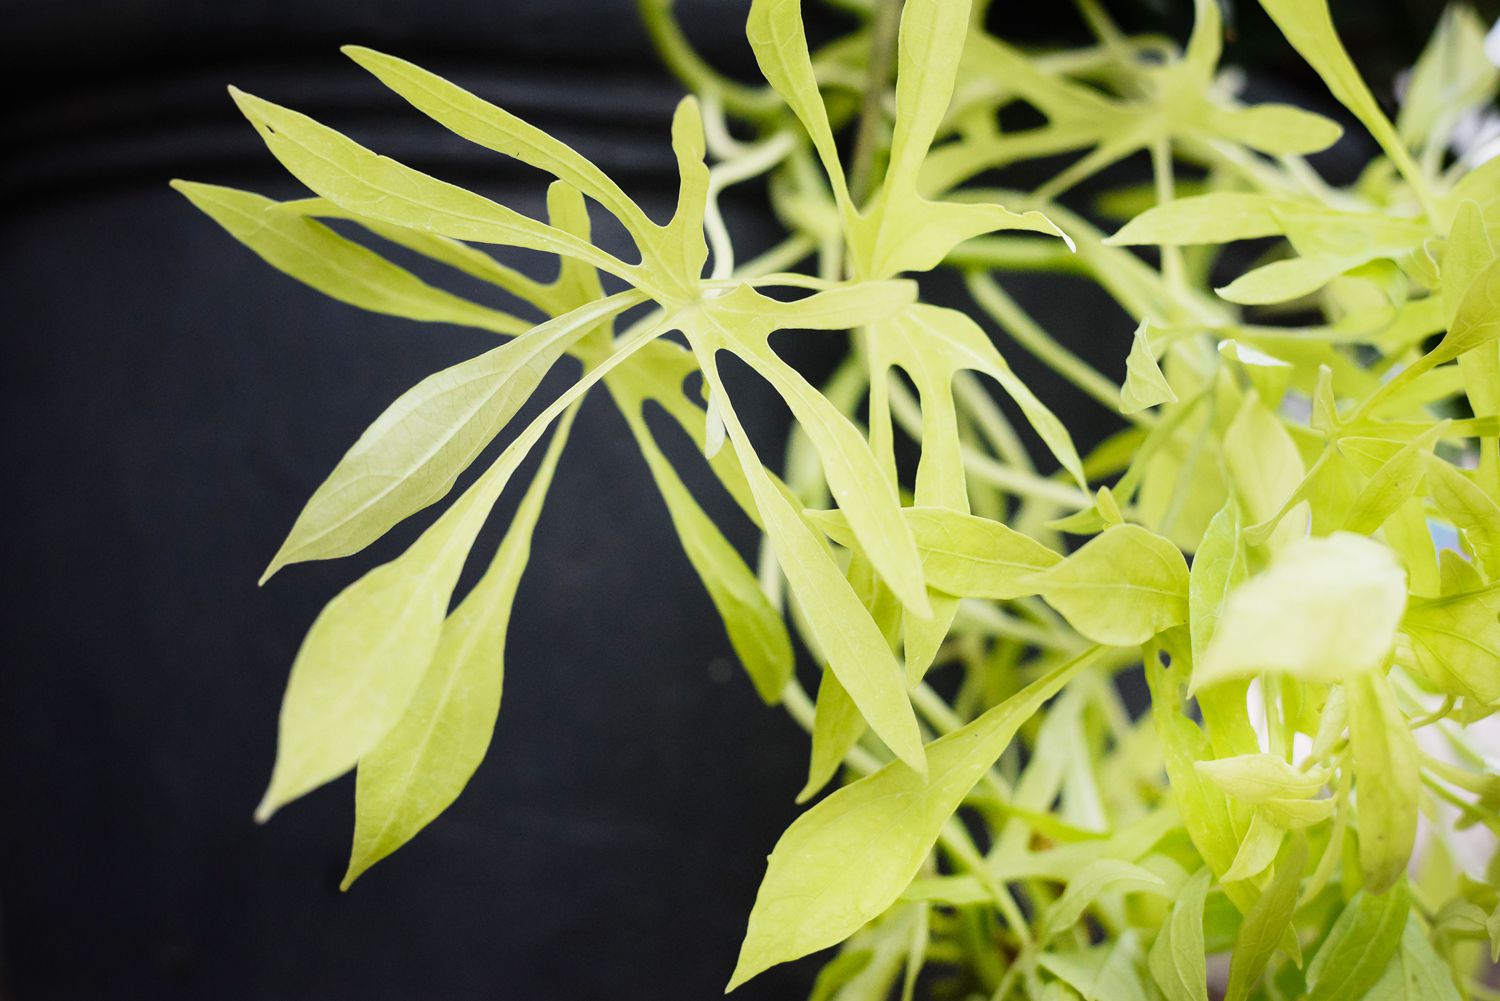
<box><xmin>727</xmin><ymin>647</ymin><xmax>1101</xmax><ymax>990</ymax></box>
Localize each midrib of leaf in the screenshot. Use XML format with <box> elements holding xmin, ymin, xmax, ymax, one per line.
<box><xmin>267</xmin><ymin>290</ymin><xmax>643</xmax><ymax>577</ymax></box>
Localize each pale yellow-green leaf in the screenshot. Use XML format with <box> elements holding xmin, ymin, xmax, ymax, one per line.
<box><xmin>1039</xmin><ymin>932</ymin><xmax>1150</xmax><ymax>1001</ymax></box>
<box><xmin>1217</xmin><ymin>255</ymin><xmax>1352</xmax><ymax>306</ymax></box>
<box><xmin>1221</xmin><ymin>811</ymin><xmax>1284</xmax><ymax>883</ymax></box>
<box><xmin>1304</xmin><ymin>882</ymin><xmax>1411</xmax><ymax>1000</ymax></box>
<box><xmin>1347</xmin><ymin>672</ymin><xmax>1420</xmax><ymax>893</ymax></box>
<box><xmin>1106</xmin><ymin>193</ymin><xmax>1290</xmax><ymax>247</ymax></box>
<box><xmin>1404</xmin><ymin>586</ymin><xmax>1500</xmax><ymax>705</ymax></box>
<box><xmin>1189</xmin><ymin>500</ymin><xmax>1247</xmax><ymax>663</ymax></box>
<box><xmin>342</xmin><ymin>403</ymin><xmax>576</xmax><ymax>888</ymax></box>
<box><xmin>1340</xmin><ymin>422</ymin><xmax>1446</xmax><ymax>535</ymax></box>
<box><xmin>255</xmin><ymin>306</ymin><xmax>669</xmax><ymax>819</ymax></box>
<box><xmin>1030</xmin><ymin>525</ymin><xmax>1189</xmax><ymax>647</ymax></box>
<box><xmin>1040</xmin><ymin>859</ymin><xmax>1167</xmax><ymax>940</ymax></box>
<box><xmin>1426</xmin><ymin>256</ymin><xmax>1500</xmax><ymax>367</ymax></box>
<box><xmin>1147</xmin><ymin>867</ymin><xmax>1212</xmax><ymax>1001</ymax></box>
<box><xmin>623</xmin><ymin>405</ymin><xmax>794</xmax><ymax>704</ymax></box>
<box><xmin>799</xmin><ymin>666</ymin><xmax>866</xmax><ymax>803</ymax></box>
<box><xmin>1210</xmin><ymin>103</ymin><xmax>1343</xmax><ymax>156</ymax></box>
<box><xmin>171</xmin><ymin>181</ymin><xmax>530</xmax><ymax>335</ymax></box>
<box><xmin>809</xmin><ymin>506</ymin><xmax>1062</xmax><ymax>600</ymax></box>
<box><xmin>727</xmin><ymin>647</ymin><xmax>1101</xmax><ymax>990</ymax></box>
<box><xmin>1224</xmin><ymin>834</ymin><xmax>1306</xmax><ymax>1001</ymax></box>
<box><xmin>1193</xmin><ymin>533</ymin><xmax>1407</xmax><ymax>690</ymax></box>
<box><xmin>1255</xmin><ymin>0</ymin><xmax>1424</xmax><ymax>193</ymax></box>
<box><xmin>1397</xmin><ymin>7</ymin><xmax>1498</xmax><ymax>152</ymax></box>
<box><xmin>1425</xmin><ymin>456</ymin><xmax>1500</xmax><ymax>576</ymax></box>
<box><xmin>227</xmin><ymin>88</ymin><xmax>645</xmax><ymax>291</ymax></box>
<box><xmin>694</xmin><ymin>345</ymin><xmax>925</xmax><ymax>772</ymax></box>
<box><xmin>1223</xmin><ymin>396</ymin><xmax>1306</xmax><ymax>551</ymax></box>
<box><xmin>262</xmin><ymin>292</ymin><xmax>643</xmax><ymax>580</ymax></box>
<box><xmin>341</xmin><ymin>46</ymin><xmax>666</xmax><ymax>261</ymax></box>
<box><xmin>1120</xmin><ymin>321</ymin><xmax>1178</xmax><ymax>414</ymax></box>
<box><xmin>699</xmin><ymin>285</ymin><xmax>930</xmax><ymax>615</ymax></box>
<box><xmin>872</xmin><ymin>305</ymin><xmax>1086</xmax><ymax>487</ymax></box>
<box><xmin>1195</xmin><ymin>754</ymin><xmax>1330</xmax><ymax>805</ymax></box>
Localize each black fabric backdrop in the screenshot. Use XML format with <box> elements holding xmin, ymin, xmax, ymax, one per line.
<box><xmin>0</xmin><ymin>0</ymin><xmax>1455</xmax><ymax>998</ymax></box>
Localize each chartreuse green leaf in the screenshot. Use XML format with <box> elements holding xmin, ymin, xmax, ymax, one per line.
<box><xmin>1404</xmin><ymin>585</ymin><xmax>1500</xmax><ymax>705</ymax></box>
<box><xmin>1254</xmin><ymin>0</ymin><xmax>1425</xmax><ymax>195</ymax></box>
<box><xmin>1029</xmin><ymin>525</ymin><xmax>1189</xmax><ymax>647</ymax></box>
<box><xmin>799</xmin><ymin>667</ymin><xmax>865</xmax><ymax>803</ymax></box>
<box><xmin>1120</xmin><ymin>321</ymin><xmax>1177</xmax><ymax>415</ymax></box>
<box><xmin>700</xmin><ymin>283</ymin><xmax>930</xmax><ymax>615</ymax></box>
<box><xmin>1223</xmin><ymin>395</ymin><xmax>1306</xmax><ymax>551</ymax></box>
<box><xmin>260</xmin><ymin>291</ymin><xmax>645</xmax><ymax>580</ymax></box>
<box><xmin>843</xmin><ymin>0</ymin><xmax>1068</xmax><ymax>279</ymax></box>
<box><xmin>871</xmin><ymin>304</ymin><xmax>1086</xmax><ymax>487</ymax></box>
<box><xmin>1188</xmin><ymin>500</ymin><xmax>1247</xmax><ymax>663</ymax></box>
<box><xmin>1193</xmin><ymin>533</ymin><xmax>1407</xmax><ymax>690</ymax></box>
<box><xmin>1147</xmin><ymin>867</ymin><xmax>1211</xmax><ymax>1001</ymax></box>
<box><xmin>1424</xmin><ymin>455</ymin><xmax>1500</xmax><ymax>577</ymax></box>
<box><xmin>256</xmin><ymin>316</ymin><xmax>669</xmax><ymax>819</ymax></box>
<box><xmin>1040</xmin><ymin>859</ymin><xmax>1167</xmax><ymax>940</ymax></box>
<box><xmin>809</xmin><ymin>506</ymin><xmax>1061</xmax><ymax>600</ymax></box>
<box><xmin>342</xmin><ymin>401</ymin><xmax>577</xmax><ymax>889</ymax></box>
<box><xmin>1224</xmin><ymin>833</ymin><xmax>1306</xmax><ymax>1001</ymax></box>
<box><xmin>726</xmin><ymin>647</ymin><xmax>1102</xmax><ymax>990</ymax></box>
<box><xmin>225</xmin><ymin>89</ymin><xmax>652</xmax><ymax>293</ymax></box>
<box><xmin>170</xmin><ymin>181</ymin><xmax>531</xmax><ymax>335</ymax></box>
<box><xmin>1303</xmin><ymin>882</ymin><xmax>1411</xmax><ymax>1001</ymax></box>
<box><xmin>1040</xmin><ymin>932</ymin><xmax>1150</xmax><ymax>1001</ymax></box>
<box><xmin>1346</xmin><ymin>672</ymin><xmax>1420</xmax><ymax>893</ymax></box>
<box><xmin>692</xmin><ymin>339</ymin><xmax>925</xmax><ymax>772</ymax></box>
<box><xmin>1364</xmin><ymin>916</ymin><xmax>1464</xmax><ymax>1001</ymax></box>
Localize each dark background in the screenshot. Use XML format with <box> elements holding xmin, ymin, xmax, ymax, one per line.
<box><xmin>0</xmin><ymin>1</ymin><xmax>1469</xmax><ymax>998</ymax></box>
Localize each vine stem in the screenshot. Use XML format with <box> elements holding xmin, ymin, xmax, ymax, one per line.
<box><xmin>848</xmin><ymin>0</ymin><xmax>905</xmax><ymax>206</ymax></box>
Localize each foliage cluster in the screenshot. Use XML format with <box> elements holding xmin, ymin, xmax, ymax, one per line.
<box><xmin>176</xmin><ymin>0</ymin><xmax>1500</xmax><ymax>997</ymax></box>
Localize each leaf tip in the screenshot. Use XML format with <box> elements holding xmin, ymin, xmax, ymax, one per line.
<box><xmin>253</xmin><ymin>795</ymin><xmax>277</xmax><ymax>825</ymax></box>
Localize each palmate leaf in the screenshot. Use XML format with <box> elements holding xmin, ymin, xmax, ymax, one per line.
<box><xmin>688</xmin><ymin>291</ymin><xmax>929</xmax><ymax>771</ymax></box>
<box><xmin>255</xmin><ymin>310</ymin><xmax>674</xmax><ymax>820</ymax></box>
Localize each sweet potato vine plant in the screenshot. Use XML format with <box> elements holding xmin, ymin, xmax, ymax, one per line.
<box><xmin>175</xmin><ymin>0</ymin><xmax>1500</xmax><ymax>997</ymax></box>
